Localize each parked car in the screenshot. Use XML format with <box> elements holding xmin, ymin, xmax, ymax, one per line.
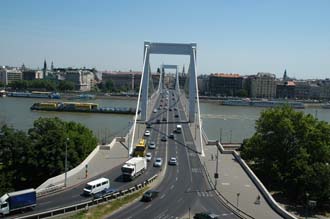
<box><xmin>93</xmin><ymin>188</ymin><xmax>118</xmax><ymax>199</ymax></box>
<box><xmin>168</xmin><ymin>157</ymin><xmax>177</xmax><ymax>165</ymax></box>
<box><xmin>141</xmin><ymin>190</ymin><xmax>159</xmax><ymax>202</ymax></box>
<box><xmin>144</xmin><ymin>130</ymin><xmax>151</xmax><ymax>136</ymax></box>
<box><xmin>153</xmin><ymin>157</ymin><xmax>163</xmax><ymax>167</ymax></box>
<box><xmin>148</xmin><ymin>141</ymin><xmax>156</xmax><ymax>149</ymax></box>
<box><xmin>146</xmin><ymin>152</ymin><xmax>152</xmax><ymax>162</ymax></box>
<box><xmin>193</xmin><ymin>212</ymin><xmax>219</xmax><ymax>219</ymax></box>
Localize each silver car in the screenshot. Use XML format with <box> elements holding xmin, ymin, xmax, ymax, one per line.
<box><xmin>153</xmin><ymin>158</ymin><xmax>163</xmax><ymax>167</ymax></box>
<box><xmin>146</xmin><ymin>152</ymin><xmax>152</xmax><ymax>162</ymax></box>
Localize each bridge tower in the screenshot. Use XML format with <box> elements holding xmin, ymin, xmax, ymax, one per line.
<box><xmin>130</xmin><ymin>41</ymin><xmax>204</xmax><ymax>156</ymax></box>
<box><xmin>161</xmin><ymin>64</ymin><xmax>179</xmax><ymax>92</ymax></box>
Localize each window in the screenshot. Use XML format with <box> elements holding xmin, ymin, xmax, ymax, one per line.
<box><xmin>1</xmin><ymin>203</ymin><xmax>8</xmax><ymax>208</ymax></box>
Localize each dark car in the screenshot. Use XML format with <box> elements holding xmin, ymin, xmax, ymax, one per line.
<box><xmin>169</xmin><ymin>108</ymin><xmax>172</xmax><ymax>111</ymax></box>
<box><xmin>169</xmin><ymin>133</ymin><xmax>175</xmax><ymax>139</ymax></box>
<box><xmin>93</xmin><ymin>188</ymin><xmax>118</xmax><ymax>199</ymax></box>
<box><xmin>161</xmin><ymin>135</ymin><xmax>167</xmax><ymax>141</ymax></box>
<box><xmin>156</xmin><ymin>119</ymin><xmax>161</xmax><ymax>124</ymax></box>
<box><xmin>175</xmin><ymin>114</ymin><xmax>179</xmax><ymax>118</ymax></box>
<box><xmin>146</xmin><ymin>123</ymin><xmax>152</xmax><ymax>128</ymax></box>
<box><xmin>162</xmin><ymin>117</ymin><xmax>167</xmax><ymax>121</ymax></box>
<box><xmin>141</xmin><ymin>190</ymin><xmax>159</xmax><ymax>202</ymax></box>
<box><xmin>193</xmin><ymin>212</ymin><xmax>219</xmax><ymax>219</ymax></box>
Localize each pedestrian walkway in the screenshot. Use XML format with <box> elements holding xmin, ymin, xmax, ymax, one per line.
<box><xmin>201</xmin><ymin>145</ymin><xmax>281</xmax><ymax>219</ymax></box>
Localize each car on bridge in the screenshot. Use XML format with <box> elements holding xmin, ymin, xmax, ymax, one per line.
<box><xmin>144</xmin><ymin>130</ymin><xmax>151</xmax><ymax>136</ymax></box>
<box><xmin>162</xmin><ymin>117</ymin><xmax>167</xmax><ymax>122</ymax></box>
<box><xmin>146</xmin><ymin>123</ymin><xmax>152</xmax><ymax>128</ymax></box>
<box><xmin>168</xmin><ymin>157</ymin><xmax>177</xmax><ymax>165</ymax></box>
<box><xmin>193</xmin><ymin>212</ymin><xmax>219</xmax><ymax>219</ymax></box>
<box><xmin>169</xmin><ymin>133</ymin><xmax>175</xmax><ymax>139</ymax></box>
<box><xmin>161</xmin><ymin>136</ymin><xmax>167</xmax><ymax>141</ymax></box>
<box><xmin>153</xmin><ymin>109</ymin><xmax>157</xmax><ymax>113</ymax></box>
<box><xmin>148</xmin><ymin>141</ymin><xmax>156</xmax><ymax>149</ymax></box>
<box><xmin>175</xmin><ymin>114</ymin><xmax>179</xmax><ymax>118</ymax></box>
<box><xmin>146</xmin><ymin>152</ymin><xmax>152</xmax><ymax>162</ymax></box>
<box><xmin>153</xmin><ymin>157</ymin><xmax>163</xmax><ymax>167</ymax></box>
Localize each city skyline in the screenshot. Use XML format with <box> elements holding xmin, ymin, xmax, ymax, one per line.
<box><xmin>1</xmin><ymin>0</ymin><xmax>330</xmax><ymax>79</ymax></box>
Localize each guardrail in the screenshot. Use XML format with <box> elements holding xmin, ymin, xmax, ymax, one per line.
<box><xmin>17</xmin><ymin>174</ymin><xmax>158</xmax><ymax>219</ymax></box>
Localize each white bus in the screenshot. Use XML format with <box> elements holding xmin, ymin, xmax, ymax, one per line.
<box><xmin>176</xmin><ymin>125</ymin><xmax>182</xmax><ymax>134</ymax></box>
<box><xmin>83</xmin><ymin>177</ymin><xmax>110</xmax><ymax>196</ymax></box>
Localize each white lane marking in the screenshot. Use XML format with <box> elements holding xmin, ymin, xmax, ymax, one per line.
<box><xmin>160</xmin><ymin>194</ymin><xmax>166</xmax><ymax>199</ymax></box>
<box><xmin>176</xmin><ymin>176</ymin><xmax>178</xmax><ymax>181</ymax></box>
<box><xmin>245</xmin><ymin>184</ymin><xmax>251</xmax><ymax>187</ymax></box>
<box><xmin>170</xmin><ymin>185</ymin><xmax>175</xmax><ymax>190</ymax></box>
<box><xmin>38</xmin><ymin>200</ymin><xmax>52</xmax><ymax>205</ymax></box>
<box><xmin>144</xmin><ymin>205</ymin><xmax>151</xmax><ymax>210</ymax></box>
<box><xmin>71</xmin><ymin>194</ymin><xmax>80</xmax><ymax>198</ymax></box>
<box><xmin>177</xmin><ymin>197</ymin><xmax>183</xmax><ymax>203</ymax></box>
<box><xmin>222</xmin><ymin>182</ymin><xmax>230</xmax><ymax>186</ymax></box>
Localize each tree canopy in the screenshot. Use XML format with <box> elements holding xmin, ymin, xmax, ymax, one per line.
<box><xmin>241</xmin><ymin>106</ymin><xmax>330</xmax><ymax>206</ymax></box>
<box><xmin>0</xmin><ymin>118</ymin><xmax>98</xmax><ymax>194</ymax></box>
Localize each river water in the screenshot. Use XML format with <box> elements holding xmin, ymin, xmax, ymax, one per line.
<box><xmin>0</xmin><ymin>97</ymin><xmax>329</xmax><ymax>143</ymax></box>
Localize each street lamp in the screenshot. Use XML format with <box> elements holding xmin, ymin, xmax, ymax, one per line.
<box><xmin>305</xmin><ymin>192</ymin><xmax>310</xmax><ymax>219</ymax></box>
<box><xmin>236</xmin><ymin>192</ymin><xmax>240</xmax><ymax>209</ymax></box>
<box><xmin>64</xmin><ymin>137</ymin><xmax>69</xmax><ymax>187</ymax></box>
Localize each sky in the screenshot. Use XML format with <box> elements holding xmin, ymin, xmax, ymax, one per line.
<box><xmin>0</xmin><ymin>0</ymin><xmax>330</xmax><ymax>79</ymax></box>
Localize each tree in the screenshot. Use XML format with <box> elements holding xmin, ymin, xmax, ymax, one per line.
<box><xmin>241</xmin><ymin>105</ymin><xmax>330</xmax><ymax>206</ymax></box>
<box><xmin>27</xmin><ymin>117</ymin><xmax>98</xmax><ymax>186</ymax></box>
<box><xmin>0</xmin><ymin>118</ymin><xmax>98</xmax><ymax>192</ymax></box>
<box><xmin>58</xmin><ymin>80</ymin><xmax>75</xmax><ymax>91</ymax></box>
<box><xmin>105</xmin><ymin>80</ymin><xmax>115</xmax><ymax>92</ymax></box>
<box><xmin>0</xmin><ymin>125</ymin><xmax>32</xmax><ymax>193</ymax></box>
<box><xmin>9</xmin><ymin>80</ymin><xmax>28</xmax><ymax>90</ymax></box>
<box><xmin>236</xmin><ymin>89</ymin><xmax>248</xmax><ymax>97</ymax></box>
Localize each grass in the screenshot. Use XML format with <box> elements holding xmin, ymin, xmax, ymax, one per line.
<box><xmin>65</xmin><ymin>187</ymin><xmax>149</xmax><ymax>219</ymax></box>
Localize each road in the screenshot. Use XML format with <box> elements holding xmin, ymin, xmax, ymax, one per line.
<box><xmin>107</xmin><ymin>90</ymin><xmax>238</xmax><ymax>219</ymax></box>
<box><xmin>8</xmin><ymin>89</ymin><xmax>238</xmax><ymax>219</ymax></box>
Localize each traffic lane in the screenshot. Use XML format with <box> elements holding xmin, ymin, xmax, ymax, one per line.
<box><xmin>177</xmin><ymin>97</ymin><xmax>238</xmax><ymax>218</ymax></box>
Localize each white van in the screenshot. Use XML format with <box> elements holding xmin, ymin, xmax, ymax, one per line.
<box><xmin>83</xmin><ymin>177</ymin><xmax>110</xmax><ymax>196</ymax></box>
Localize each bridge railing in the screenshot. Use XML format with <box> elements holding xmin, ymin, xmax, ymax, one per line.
<box><xmin>17</xmin><ymin>174</ymin><xmax>158</xmax><ymax>219</ymax></box>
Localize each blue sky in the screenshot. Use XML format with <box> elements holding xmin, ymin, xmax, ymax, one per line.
<box><xmin>0</xmin><ymin>0</ymin><xmax>329</xmax><ymax>79</ymax></box>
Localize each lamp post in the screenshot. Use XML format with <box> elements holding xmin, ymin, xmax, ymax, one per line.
<box><xmin>305</xmin><ymin>192</ymin><xmax>310</xmax><ymax>219</ymax></box>
<box><xmin>64</xmin><ymin>137</ymin><xmax>69</xmax><ymax>187</ymax></box>
<box><xmin>236</xmin><ymin>192</ymin><xmax>240</xmax><ymax>209</ymax></box>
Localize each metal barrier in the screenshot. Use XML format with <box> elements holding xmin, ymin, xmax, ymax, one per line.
<box><xmin>17</xmin><ymin>174</ymin><xmax>158</xmax><ymax>219</ymax></box>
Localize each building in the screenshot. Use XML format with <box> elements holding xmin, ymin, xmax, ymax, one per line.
<box><xmin>319</xmin><ymin>79</ymin><xmax>330</xmax><ymax>100</ymax></box>
<box><xmin>209</xmin><ymin>73</ymin><xmax>243</xmax><ymax>96</ymax></box>
<box><xmin>276</xmin><ymin>81</ymin><xmax>295</xmax><ymax>99</ymax></box>
<box><xmin>22</xmin><ymin>70</ymin><xmax>43</xmax><ymax>80</ymax></box>
<box><xmin>65</xmin><ymin>69</ymin><xmax>96</xmax><ymax>91</ymax></box>
<box><xmin>294</xmin><ymin>81</ymin><xmax>311</xmax><ymax>99</ymax></box>
<box><xmin>0</xmin><ymin>67</ymin><xmax>22</xmax><ymax>85</ymax></box>
<box><xmin>102</xmin><ymin>71</ymin><xmax>160</xmax><ymax>92</ymax></box>
<box><xmin>197</xmin><ymin>75</ymin><xmax>209</xmax><ymax>95</ymax></box>
<box><xmin>247</xmin><ymin>72</ymin><xmax>276</xmax><ymax>98</ymax></box>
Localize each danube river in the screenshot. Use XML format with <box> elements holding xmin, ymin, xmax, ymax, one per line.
<box><xmin>1</xmin><ymin>97</ymin><xmax>329</xmax><ymax>143</ymax></box>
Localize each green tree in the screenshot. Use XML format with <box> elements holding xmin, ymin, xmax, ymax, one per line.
<box><xmin>58</xmin><ymin>80</ymin><xmax>75</xmax><ymax>91</ymax></box>
<box><xmin>241</xmin><ymin>106</ymin><xmax>330</xmax><ymax>205</ymax></box>
<box><xmin>105</xmin><ymin>80</ymin><xmax>115</xmax><ymax>92</ymax></box>
<box><xmin>27</xmin><ymin>117</ymin><xmax>98</xmax><ymax>186</ymax></box>
<box><xmin>9</xmin><ymin>80</ymin><xmax>28</xmax><ymax>90</ymax></box>
<box><xmin>0</xmin><ymin>125</ymin><xmax>32</xmax><ymax>193</ymax></box>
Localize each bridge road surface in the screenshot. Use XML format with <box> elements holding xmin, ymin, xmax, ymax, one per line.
<box><xmin>107</xmin><ymin>90</ymin><xmax>238</xmax><ymax>219</ymax></box>
<box><xmin>6</xmin><ymin>94</ymin><xmax>167</xmax><ymax>219</ymax></box>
